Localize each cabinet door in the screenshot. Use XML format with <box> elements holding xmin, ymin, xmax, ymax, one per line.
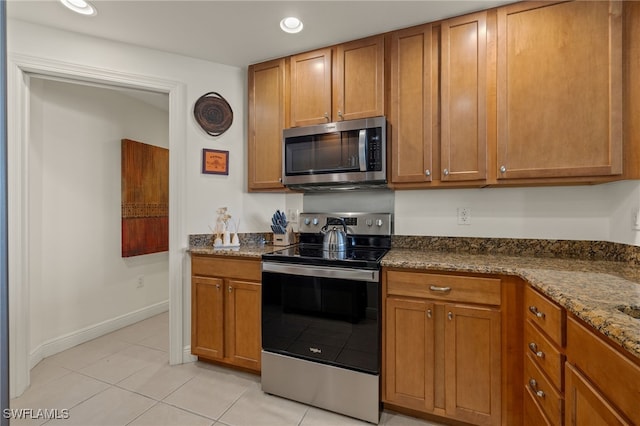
<box><xmin>496</xmin><ymin>1</ymin><xmax>622</xmax><ymax>180</ymax></box>
<box><xmin>445</xmin><ymin>304</ymin><xmax>501</xmax><ymax>426</ymax></box>
<box><xmin>191</xmin><ymin>276</ymin><xmax>224</xmax><ymax>360</ymax></box>
<box><xmin>389</xmin><ymin>24</ymin><xmax>434</xmax><ymax>183</ymax></box>
<box><xmin>226</xmin><ymin>279</ymin><xmax>261</xmax><ymax>371</ymax></box>
<box><xmin>565</xmin><ymin>363</ymin><xmax>631</xmax><ymax>426</ymax></box>
<box><xmin>335</xmin><ymin>35</ymin><xmax>385</xmax><ymax>121</ymax></box>
<box><xmin>290</xmin><ymin>48</ymin><xmax>332</xmax><ymax>126</ymax></box>
<box><xmin>384</xmin><ymin>297</ymin><xmax>435</xmax><ymax>412</ymax></box>
<box><xmin>248</xmin><ymin>59</ymin><xmax>286</xmax><ymax>191</ymax></box>
<box><xmin>441</xmin><ymin>11</ymin><xmax>488</xmax><ymax>182</ymax></box>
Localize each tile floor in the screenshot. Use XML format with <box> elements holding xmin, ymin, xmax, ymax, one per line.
<box><xmin>10</xmin><ymin>312</ymin><xmax>443</xmax><ymax>426</ymax></box>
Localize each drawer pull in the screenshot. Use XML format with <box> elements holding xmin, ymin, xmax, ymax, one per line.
<box><xmin>427</xmin><ymin>309</ymin><xmax>432</xmax><ymax>319</ymax></box>
<box><xmin>430</xmin><ymin>285</ymin><xmax>452</xmax><ymax>293</ymax></box>
<box><xmin>528</xmin><ymin>342</ymin><xmax>545</xmax><ymax>358</ymax></box>
<box><xmin>529</xmin><ymin>305</ymin><xmax>546</xmax><ymax>319</ymax></box>
<box><xmin>448</xmin><ymin>311</ymin><xmax>453</xmax><ymax>321</ymax></box>
<box><xmin>528</xmin><ymin>378</ymin><xmax>546</xmax><ymax>398</ymax></box>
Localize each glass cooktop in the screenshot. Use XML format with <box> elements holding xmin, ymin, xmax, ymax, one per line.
<box><xmin>262</xmin><ymin>243</ymin><xmax>388</xmax><ymax>269</ymax></box>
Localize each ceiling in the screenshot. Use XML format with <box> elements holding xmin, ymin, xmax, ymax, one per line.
<box><xmin>8</xmin><ymin>0</ymin><xmax>515</xmax><ymax>68</ymax></box>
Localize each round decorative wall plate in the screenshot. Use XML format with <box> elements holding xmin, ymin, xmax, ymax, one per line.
<box><xmin>193</xmin><ymin>92</ymin><xmax>233</xmax><ymax>137</ymax></box>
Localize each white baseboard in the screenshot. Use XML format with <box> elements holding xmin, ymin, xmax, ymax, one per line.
<box><xmin>183</xmin><ymin>346</ymin><xmax>197</xmax><ymax>363</ymax></box>
<box><xmin>29</xmin><ymin>300</ymin><xmax>169</xmax><ymax>369</ymax></box>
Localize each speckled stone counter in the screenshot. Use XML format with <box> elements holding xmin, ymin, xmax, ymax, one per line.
<box><xmin>188</xmin><ymin>232</ymin><xmax>287</xmax><ymax>258</ymax></box>
<box><xmin>382</xmin><ymin>249</ymin><xmax>640</xmax><ymax>362</ymax></box>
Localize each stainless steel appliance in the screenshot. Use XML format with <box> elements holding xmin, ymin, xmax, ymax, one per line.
<box><xmin>282</xmin><ymin>117</ymin><xmax>387</xmax><ymax>190</ymax></box>
<box><xmin>261</xmin><ymin>212</ymin><xmax>392</xmax><ymax>424</ymax></box>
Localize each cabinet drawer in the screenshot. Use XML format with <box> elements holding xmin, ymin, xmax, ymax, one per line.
<box><xmin>525</xmin><ymin>353</ymin><xmax>563</xmax><ymax>426</ymax></box>
<box><xmin>386</xmin><ymin>271</ymin><xmax>501</xmax><ymax>305</ymax></box>
<box><xmin>192</xmin><ymin>255</ymin><xmax>261</xmax><ymax>281</ymax></box>
<box><xmin>524</xmin><ymin>383</ymin><xmax>553</xmax><ymax>426</ymax></box>
<box><xmin>525</xmin><ymin>319</ymin><xmax>564</xmax><ymax>390</ymax></box>
<box><xmin>524</xmin><ymin>286</ymin><xmax>565</xmax><ymax>346</ymax></box>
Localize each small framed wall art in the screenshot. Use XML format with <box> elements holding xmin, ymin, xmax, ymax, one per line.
<box><xmin>202</xmin><ymin>149</ymin><xmax>229</xmax><ymax>175</ymax></box>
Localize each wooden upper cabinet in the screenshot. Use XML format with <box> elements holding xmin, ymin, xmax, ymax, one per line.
<box><xmin>335</xmin><ymin>35</ymin><xmax>385</xmax><ymax>121</ymax></box>
<box><xmin>248</xmin><ymin>58</ymin><xmax>287</xmax><ymax>191</ymax></box>
<box><xmin>289</xmin><ymin>35</ymin><xmax>384</xmax><ymax>127</ymax></box>
<box><xmin>290</xmin><ymin>48</ymin><xmax>333</xmax><ymax>127</ymax></box>
<box><xmin>441</xmin><ymin>11</ymin><xmax>489</xmax><ymax>182</ymax></box>
<box><xmin>496</xmin><ymin>1</ymin><xmax>623</xmax><ymax>180</ymax></box>
<box><xmin>389</xmin><ymin>24</ymin><xmax>434</xmax><ymax>184</ymax></box>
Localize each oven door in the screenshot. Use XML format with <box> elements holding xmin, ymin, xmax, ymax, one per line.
<box><xmin>261</xmin><ymin>262</ymin><xmax>380</xmax><ymax>374</ymax></box>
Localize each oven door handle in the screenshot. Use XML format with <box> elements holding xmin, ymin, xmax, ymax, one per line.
<box><xmin>262</xmin><ymin>262</ymin><xmax>379</xmax><ymax>282</ymax></box>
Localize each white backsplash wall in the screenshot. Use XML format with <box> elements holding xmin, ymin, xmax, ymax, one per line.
<box><xmin>394</xmin><ymin>181</ymin><xmax>640</xmax><ymax>246</ymax></box>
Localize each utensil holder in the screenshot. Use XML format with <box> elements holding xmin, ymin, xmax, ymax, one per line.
<box><xmin>273</xmin><ymin>230</ymin><xmax>292</xmax><ymax>246</ymax></box>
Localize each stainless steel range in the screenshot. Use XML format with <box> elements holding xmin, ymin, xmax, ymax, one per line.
<box><xmin>261</xmin><ymin>212</ymin><xmax>392</xmax><ymax>424</ymax></box>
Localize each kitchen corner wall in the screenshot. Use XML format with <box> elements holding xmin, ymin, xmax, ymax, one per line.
<box><xmin>287</xmin><ymin>180</ymin><xmax>640</xmax><ymax>246</ymax></box>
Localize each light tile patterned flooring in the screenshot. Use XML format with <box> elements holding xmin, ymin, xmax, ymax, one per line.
<box><xmin>11</xmin><ymin>312</ymin><xmax>443</xmax><ymax>426</ymax></box>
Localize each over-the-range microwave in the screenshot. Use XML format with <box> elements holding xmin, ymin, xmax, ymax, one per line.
<box><xmin>281</xmin><ymin>116</ymin><xmax>387</xmax><ymax>191</ymax></box>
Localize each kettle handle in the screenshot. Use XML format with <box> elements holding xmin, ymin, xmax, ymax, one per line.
<box><xmin>322</xmin><ymin>217</ymin><xmax>347</xmax><ymax>233</ymax></box>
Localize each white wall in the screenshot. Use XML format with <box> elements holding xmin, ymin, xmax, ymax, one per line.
<box><xmin>27</xmin><ymin>77</ymin><xmax>170</xmax><ymax>362</ymax></box>
<box><xmin>395</xmin><ymin>181</ymin><xmax>640</xmax><ymax>245</ymax></box>
<box><xmin>8</xmin><ymin>19</ymin><xmax>286</xmax><ymax>235</ymax></box>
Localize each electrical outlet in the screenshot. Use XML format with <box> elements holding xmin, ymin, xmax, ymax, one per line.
<box><xmin>136</xmin><ymin>275</ymin><xmax>145</xmax><ymax>288</ymax></box>
<box><xmin>457</xmin><ymin>208</ymin><xmax>471</xmax><ymax>225</ymax></box>
<box><xmin>287</xmin><ymin>208</ymin><xmax>299</xmax><ymax>223</ymax></box>
<box><xmin>633</xmin><ymin>208</ymin><xmax>640</xmax><ymax>231</ymax></box>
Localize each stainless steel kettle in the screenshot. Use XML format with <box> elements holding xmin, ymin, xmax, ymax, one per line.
<box><xmin>321</xmin><ymin>218</ymin><xmax>348</xmax><ymax>252</ymax></box>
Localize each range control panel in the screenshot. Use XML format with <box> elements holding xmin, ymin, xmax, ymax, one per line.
<box><xmin>299</xmin><ymin>212</ymin><xmax>392</xmax><ymax>236</ymax></box>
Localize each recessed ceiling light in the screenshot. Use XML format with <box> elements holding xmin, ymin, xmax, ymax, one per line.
<box><xmin>60</xmin><ymin>0</ymin><xmax>97</xmax><ymax>16</ymax></box>
<box><xmin>280</xmin><ymin>17</ymin><xmax>303</xmax><ymax>34</ymax></box>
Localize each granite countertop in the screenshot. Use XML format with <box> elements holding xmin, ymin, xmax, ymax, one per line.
<box><xmin>382</xmin><ymin>249</ymin><xmax>640</xmax><ymax>362</ymax></box>
<box><xmin>188</xmin><ymin>244</ymin><xmax>281</xmax><ymax>258</ymax></box>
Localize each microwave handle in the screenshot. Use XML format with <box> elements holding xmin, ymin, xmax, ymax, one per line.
<box><xmin>358</xmin><ymin>129</ymin><xmax>367</xmax><ymax>171</ymax></box>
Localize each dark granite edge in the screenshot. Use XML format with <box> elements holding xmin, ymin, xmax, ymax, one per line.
<box><xmin>391</xmin><ymin>235</ymin><xmax>640</xmax><ymax>265</ymax></box>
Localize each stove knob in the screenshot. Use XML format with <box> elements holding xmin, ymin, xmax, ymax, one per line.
<box><xmin>366</xmin><ymin>219</ymin><xmax>373</xmax><ymax>227</ymax></box>
<box><xmin>304</xmin><ymin>218</ymin><xmax>311</xmax><ymax>225</ymax></box>
<box><xmin>312</xmin><ymin>218</ymin><xmax>319</xmax><ymax>226</ymax></box>
<box><xmin>376</xmin><ymin>219</ymin><xmax>383</xmax><ymax>227</ymax></box>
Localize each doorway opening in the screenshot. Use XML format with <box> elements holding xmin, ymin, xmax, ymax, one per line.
<box><xmin>7</xmin><ymin>55</ymin><xmax>186</xmax><ymax>398</ymax></box>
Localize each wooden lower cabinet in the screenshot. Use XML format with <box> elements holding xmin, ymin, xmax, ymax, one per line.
<box><xmin>565</xmin><ymin>316</ymin><xmax>639</xmax><ymax>425</ymax></box>
<box><xmin>191</xmin><ymin>255</ymin><xmax>261</xmax><ymax>372</ymax></box>
<box><xmin>383</xmin><ymin>270</ymin><xmax>502</xmax><ymax>426</ymax></box>
<box><xmin>565</xmin><ymin>363</ymin><xmax>631</xmax><ymax>426</ymax></box>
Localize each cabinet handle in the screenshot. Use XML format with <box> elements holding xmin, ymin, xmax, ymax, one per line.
<box><xmin>427</xmin><ymin>309</ymin><xmax>432</xmax><ymax>319</ymax></box>
<box><xmin>443</xmin><ymin>168</ymin><xmax>449</xmax><ymax>176</ymax></box>
<box><xmin>338</xmin><ymin>110</ymin><xmax>343</xmax><ymax>119</ymax></box>
<box><xmin>425</xmin><ymin>169</ymin><xmax>431</xmax><ymax>177</ymax></box>
<box><xmin>429</xmin><ymin>285</ymin><xmax>451</xmax><ymax>293</ymax></box>
<box><xmin>528</xmin><ymin>378</ymin><xmax>545</xmax><ymax>398</ymax></box>
<box><xmin>323</xmin><ymin>112</ymin><xmax>329</xmax><ymax>121</ymax></box>
<box><xmin>500</xmin><ymin>165</ymin><xmax>507</xmax><ymax>173</ymax></box>
<box><xmin>228</xmin><ymin>285</ymin><xmax>232</xmax><ymax>293</ymax></box>
<box><xmin>448</xmin><ymin>311</ymin><xmax>453</xmax><ymax>321</ymax></box>
<box><xmin>528</xmin><ymin>342</ymin><xmax>545</xmax><ymax>358</ymax></box>
<box><xmin>216</xmin><ymin>284</ymin><xmax>220</xmax><ymax>290</ymax></box>
<box><xmin>528</xmin><ymin>305</ymin><xmax>546</xmax><ymax>319</ymax></box>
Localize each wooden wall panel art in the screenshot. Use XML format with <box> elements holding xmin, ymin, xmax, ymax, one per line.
<box><xmin>121</xmin><ymin>138</ymin><xmax>169</xmax><ymax>257</ymax></box>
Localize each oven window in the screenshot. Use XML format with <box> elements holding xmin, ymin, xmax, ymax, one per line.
<box><xmin>262</xmin><ymin>271</ymin><xmax>380</xmax><ymax>374</ymax></box>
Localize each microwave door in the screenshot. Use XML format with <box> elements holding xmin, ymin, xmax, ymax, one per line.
<box><xmin>358</xmin><ymin>129</ymin><xmax>367</xmax><ymax>172</ymax></box>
